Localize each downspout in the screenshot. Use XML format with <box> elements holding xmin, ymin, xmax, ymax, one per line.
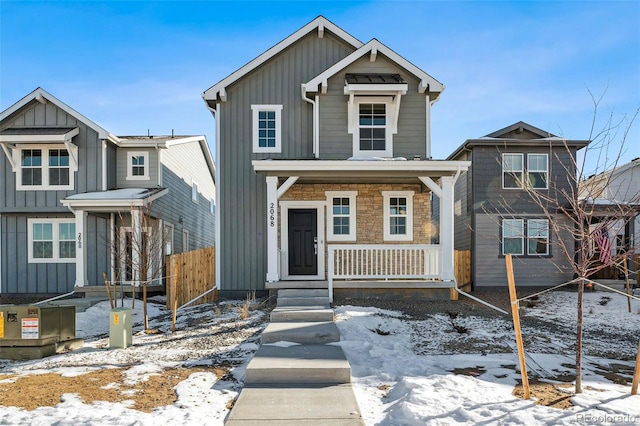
<box><xmin>205</xmin><ymin>101</ymin><xmax>221</xmax><ymax>291</ymax></box>
<box><xmin>301</xmin><ymin>84</ymin><xmax>319</xmax><ymax>158</ymax></box>
<box><xmin>101</xmin><ymin>140</ymin><xmax>107</xmax><ymax>191</ymax></box>
<box><xmin>426</xmin><ymin>96</ymin><xmax>441</xmax><ymax>160</ymax></box>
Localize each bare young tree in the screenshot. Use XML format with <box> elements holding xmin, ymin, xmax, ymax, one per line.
<box><xmin>500</xmin><ymin>93</ymin><xmax>639</xmax><ymax>393</ymax></box>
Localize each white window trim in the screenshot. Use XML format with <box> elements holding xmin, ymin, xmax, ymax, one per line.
<box><xmin>348</xmin><ymin>96</ymin><xmax>395</xmax><ymax>158</ymax></box>
<box><xmin>15</xmin><ymin>144</ymin><xmax>77</xmax><ymax>191</ymax></box>
<box><xmin>28</xmin><ymin>218</ymin><xmax>76</xmax><ymax>263</ymax></box>
<box><xmin>502</xmin><ymin>153</ymin><xmax>524</xmax><ymax>189</ymax></box>
<box><xmin>126</xmin><ymin>151</ymin><xmax>150</xmax><ymax>181</ymax></box>
<box><xmin>210</xmin><ymin>197</ymin><xmax>215</xmax><ymax>215</ymax></box>
<box><xmin>527</xmin><ymin>219</ymin><xmax>550</xmax><ymax>256</ymax></box>
<box><xmin>192</xmin><ymin>180</ymin><xmax>199</xmax><ymax>203</ymax></box>
<box><xmin>182</xmin><ymin>229</ymin><xmax>189</xmax><ymax>252</ymax></box>
<box><xmin>326</xmin><ymin>190</ymin><xmax>357</xmax><ymax>242</ymax></box>
<box><xmin>502</xmin><ymin>218</ymin><xmax>524</xmax><ymax>256</ymax></box>
<box><xmin>527</xmin><ymin>153</ymin><xmax>549</xmax><ymax>190</ymax></box>
<box><xmin>163</xmin><ymin>222</ymin><xmax>174</xmax><ymax>256</ymax></box>
<box><xmin>252</xmin><ymin>104</ymin><xmax>283</xmax><ymax>153</ymax></box>
<box><xmin>382</xmin><ymin>191</ymin><xmax>414</xmax><ymax>242</ymax></box>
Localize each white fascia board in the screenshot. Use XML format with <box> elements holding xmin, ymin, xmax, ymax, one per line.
<box><xmin>252</xmin><ymin>159</ymin><xmax>470</xmax><ymax>173</ymax></box>
<box><xmin>0</xmin><ymin>88</ymin><xmax>114</xmax><ymax>139</ymax></box>
<box><xmin>61</xmin><ymin>188</ymin><xmax>169</xmax><ymax>209</ymax></box>
<box><xmin>202</xmin><ymin>16</ymin><xmax>362</xmax><ymax>101</ymax></box>
<box><xmin>0</xmin><ymin>127</ymin><xmax>79</xmax><ymax>143</ymax></box>
<box><xmin>305</xmin><ymin>39</ymin><xmax>444</xmax><ymax>96</ymax></box>
<box><xmin>117</xmin><ymin>140</ymin><xmax>168</xmax><ymax>148</ymax></box>
<box><xmin>344</xmin><ymin>83</ymin><xmax>408</xmax><ymax>94</ymax></box>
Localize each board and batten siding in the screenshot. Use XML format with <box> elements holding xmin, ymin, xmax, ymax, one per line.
<box><xmin>0</xmin><ymin>100</ymin><xmax>105</xmax><ymax>211</ymax></box>
<box><xmin>218</xmin><ymin>30</ymin><xmax>356</xmax><ymax>292</ymax></box>
<box><xmin>473</xmin><ymin>213</ymin><xmax>574</xmax><ymax>287</ymax></box>
<box><xmin>0</xmin><ymin>213</ymin><xmax>110</xmax><ymax>294</ymax></box>
<box><xmin>319</xmin><ymin>54</ymin><xmax>428</xmax><ymax>160</ymax></box>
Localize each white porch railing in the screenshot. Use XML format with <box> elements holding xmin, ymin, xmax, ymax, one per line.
<box><xmin>328</xmin><ymin>244</ymin><xmax>442</xmax><ymax>302</ymax></box>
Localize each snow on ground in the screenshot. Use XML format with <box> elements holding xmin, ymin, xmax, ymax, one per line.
<box><xmin>0</xmin><ymin>290</ymin><xmax>639</xmax><ymax>425</ymax></box>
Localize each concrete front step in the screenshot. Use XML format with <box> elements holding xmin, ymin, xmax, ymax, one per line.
<box><xmin>226</xmin><ymin>384</ymin><xmax>364</xmax><ymax>425</ymax></box>
<box><xmin>270</xmin><ymin>307</ymin><xmax>334</xmax><ymax>322</ymax></box>
<box><xmin>245</xmin><ymin>344</ymin><xmax>351</xmax><ymax>385</ymax></box>
<box><xmin>278</xmin><ymin>289</ymin><xmax>329</xmax><ymax>298</ymax></box>
<box><xmin>277</xmin><ymin>296</ymin><xmax>330</xmax><ymax>307</ymax></box>
<box><xmin>261</xmin><ymin>321</ymin><xmax>340</xmax><ymax>344</ymax></box>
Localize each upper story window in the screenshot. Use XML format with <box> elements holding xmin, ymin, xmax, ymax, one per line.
<box><xmin>252</xmin><ymin>105</ymin><xmax>283</xmax><ymax>153</ymax></box>
<box><xmin>527</xmin><ymin>154</ymin><xmax>548</xmax><ymax>189</ymax></box>
<box><xmin>28</xmin><ymin>218</ymin><xmax>76</xmax><ymax>263</ymax></box>
<box><xmin>382</xmin><ymin>191</ymin><xmax>414</xmax><ymax>241</ymax></box>
<box><xmin>17</xmin><ymin>146</ymin><xmax>75</xmax><ymax>190</ymax></box>
<box><xmin>350</xmin><ymin>97</ymin><xmax>394</xmax><ymax>158</ymax></box>
<box><xmin>502</xmin><ymin>153</ymin><xmax>524</xmax><ymax>189</ymax></box>
<box><xmin>326</xmin><ymin>191</ymin><xmax>357</xmax><ymax>241</ymax></box>
<box><xmin>192</xmin><ymin>181</ymin><xmax>199</xmax><ymax>203</ymax></box>
<box><xmin>126</xmin><ymin>151</ymin><xmax>149</xmax><ymax>180</ymax></box>
<box><xmin>502</xmin><ymin>153</ymin><xmax>549</xmax><ymax>189</ymax></box>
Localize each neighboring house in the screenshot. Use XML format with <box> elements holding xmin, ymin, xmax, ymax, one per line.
<box><xmin>0</xmin><ymin>88</ymin><xmax>215</xmax><ymax>296</ymax></box>
<box><xmin>202</xmin><ymin>16</ymin><xmax>470</xmax><ymax>300</ymax></box>
<box><xmin>444</xmin><ymin>121</ymin><xmax>589</xmax><ymax>288</ymax></box>
<box><xmin>579</xmin><ymin>157</ymin><xmax>640</xmax><ymax>280</ymax></box>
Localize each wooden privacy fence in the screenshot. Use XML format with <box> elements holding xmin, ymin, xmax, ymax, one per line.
<box><xmin>166</xmin><ymin>246</ymin><xmax>217</xmax><ymax>309</ymax></box>
<box><xmin>454</xmin><ymin>250</ymin><xmax>472</xmax><ymax>287</ymax></box>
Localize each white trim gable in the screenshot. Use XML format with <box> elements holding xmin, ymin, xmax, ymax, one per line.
<box><xmin>304</xmin><ymin>39</ymin><xmax>444</xmax><ymax>97</ymax></box>
<box><xmin>0</xmin><ymin>87</ymin><xmax>120</xmax><ymax>142</ymax></box>
<box><xmin>202</xmin><ymin>16</ymin><xmax>362</xmax><ymax>102</ymax></box>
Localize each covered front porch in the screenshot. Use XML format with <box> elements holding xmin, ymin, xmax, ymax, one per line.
<box><xmin>252</xmin><ymin>159</ymin><xmax>471</xmax><ymax>302</ymax></box>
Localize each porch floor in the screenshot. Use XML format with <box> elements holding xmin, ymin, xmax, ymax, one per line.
<box><xmin>266</xmin><ymin>280</ymin><xmax>453</xmax><ymax>290</ymax></box>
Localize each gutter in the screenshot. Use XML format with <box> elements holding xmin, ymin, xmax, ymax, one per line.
<box><xmin>301</xmin><ymin>84</ymin><xmax>319</xmax><ymax>158</ymax></box>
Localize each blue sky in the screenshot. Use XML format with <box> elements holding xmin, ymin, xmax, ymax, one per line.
<box><xmin>1</xmin><ymin>1</ymin><xmax>639</xmax><ymax>173</ymax></box>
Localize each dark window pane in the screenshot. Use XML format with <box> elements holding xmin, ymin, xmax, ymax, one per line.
<box><xmin>529</xmin><ymin>172</ymin><xmax>547</xmax><ymax>188</ymax></box>
<box><xmin>504</xmin><ymin>172</ymin><xmax>522</xmax><ymax>188</ymax></box>
<box><xmin>503</xmin><ymin>237</ymin><xmax>523</xmax><ymax>255</ymax></box>
<box><xmin>33</xmin><ymin>241</ymin><xmax>53</xmax><ymax>258</ymax></box>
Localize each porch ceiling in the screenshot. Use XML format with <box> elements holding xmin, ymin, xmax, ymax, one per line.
<box><xmin>61</xmin><ymin>187</ymin><xmax>168</xmax><ymax>212</ymax></box>
<box><xmin>252</xmin><ymin>159</ymin><xmax>471</xmax><ymax>183</ymax></box>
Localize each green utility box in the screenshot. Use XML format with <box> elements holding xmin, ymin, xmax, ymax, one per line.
<box><xmin>109</xmin><ymin>307</ymin><xmax>132</xmax><ymax>349</ymax></box>
<box><xmin>0</xmin><ymin>304</ymin><xmax>83</xmax><ymax>360</ymax></box>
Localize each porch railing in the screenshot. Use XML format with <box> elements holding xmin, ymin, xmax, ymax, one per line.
<box><xmin>328</xmin><ymin>244</ymin><xmax>442</xmax><ymax>302</ymax></box>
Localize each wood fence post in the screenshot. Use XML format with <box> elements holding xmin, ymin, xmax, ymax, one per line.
<box><xmin>632</xmin><ymin>341</ymin><xmax>640</xmax><ymax>395</ymax></box>
<box><xmin>171</xmin><ymin>258</ymin><xmax>179</xmax><ymax>334</ymax></box>
<box><xmin>506</xmin><ymin>254</ymin><xmax>530</xmax><ymax>399</ymax></box>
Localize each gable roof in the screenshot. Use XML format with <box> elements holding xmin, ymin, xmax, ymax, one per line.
<box><xmin>303</xmin><ymin>38</ymin><xmax>444</xmax><ymax>98</ymax></box>
<box><xmin>447</xmin><ymin>121</ymin><xmax>590</xmax><ymax>160</ymax></box>
<box><xmin>202</xmin><ymin>16</ymin><xmax>363</xmax><ymax>103</ymax></box>
<box><xmin>0</xmin><ymin>87</ymin><xmax>120</xmax><ymax>143</ymax></box>
<box><xmin>582</xmin><ymin>157</ymin><xmax>640</xmax><ymax>185</ymax></box>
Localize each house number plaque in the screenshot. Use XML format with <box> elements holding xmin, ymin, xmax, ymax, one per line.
<box><xmin>77</xmin><ymin>233</ymin><xmax>82</xmax><ymax>249</ymax></box>
<box><xmin>269</xmin><ymin>203</ymin><xmax>275</xmax><ymax>227</ymax></box>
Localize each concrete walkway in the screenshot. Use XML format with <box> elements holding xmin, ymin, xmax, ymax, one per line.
<box><xmin>225</xmin><ymin>289</ymin><xmax>364</xmax><ymax>425</ymax></box>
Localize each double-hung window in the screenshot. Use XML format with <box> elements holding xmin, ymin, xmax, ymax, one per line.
<box><xmin>18</xmin><ymin>147</ymin><xmax>74</xmax><ymax>190</ymax></box>
<box><xmin>502</xmin><ymin>218</ymin><xmax>549</xmax><ymax>256</ymax></box>
<box><xmin>527</xmin><ymin>154</ymin><xmax>548</xmax><ymax>189</ymax></box>
<box><xmin>351</xmin><ymin>97</ymin><xmax>393</xmax><ymax>158</ymax></box>
<box><xmin>28</xmin><ymin>219</ymin><xmax>76</xmax><ymax>263</ymax></box>
<box><xmin>527</xmin><ymin>219</ymin><xmax>549</xmax><ymax>255</ymax></box>
<box><xmin>126</xmin><ymin>151</ymin><xmax>149</xmax><ymax>180</ymax></box>
<box><xmin>252</xmin><ymin>105</ymin><xmax>283</xmax><ymax>153</ymax></box>
<box><xmin>326</xmin><ymin>191</ymin><xmax>357</xmax><ymax>241</ymax></box>
<box><xmin>502</xmin><ymin>153</ymin><xmax>524</xmax><ymax>189</ymax></box>
<box><xmin>383</xmin><ymin>191</ymin><xmax>414</xmax><ymax>241</ymax></box>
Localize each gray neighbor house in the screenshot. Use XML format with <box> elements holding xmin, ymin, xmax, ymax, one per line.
<box><xmin>203</xmin><ymin>16</ymin><xmax>471</xmax><ymax>300</ymax></box>
<box><xmin>444</xmin><ymin>121</ymin><xmax>589</xmax><ymax>288</ymax></box>
<box><xmin>0</xmin><ymin>88</ymin><xmax>215</xmax><ymax>297</ymax></box>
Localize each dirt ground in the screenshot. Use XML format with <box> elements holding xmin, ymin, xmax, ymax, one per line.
<box><xmin>0</xmin><ymin>366</ymin><xmax>229</xmax><ymax>412</ymax></box>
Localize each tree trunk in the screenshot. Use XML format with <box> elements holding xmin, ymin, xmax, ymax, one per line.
<box><xmin>575</xmin><ymin>278</ymin><xmax>584</xmax><ymax>393</ymax></box>
<box><xmin>143</xmin><ymin>282</ymin><xmax>149</xmax><ymax>331</ymax></box>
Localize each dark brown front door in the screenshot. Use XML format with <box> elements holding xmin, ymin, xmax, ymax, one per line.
<box><xmin>288</xmin><ymin>209</ymin><xmax>317</xmax><ymax>275</ymax></box>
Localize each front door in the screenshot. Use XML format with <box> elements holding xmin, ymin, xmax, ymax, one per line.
<box><xmin>288</xmin><ymin>209</ymin><xmax>317</xmax><ymax>275</ymax></box>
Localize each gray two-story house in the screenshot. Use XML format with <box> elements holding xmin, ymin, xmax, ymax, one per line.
<box><xmin>0</xmin><ymin>88</ymin><xmax>215</xmax><ymax>297</ymax></box>
<box><xmin>444</xmin><ymin>121</ymin><xmax>589</xmax><ymax>287</ymax></box>
<box><xmin>203</xmin><ymin>16</ymin><xmax>470</xmax><ymax>300</ymax></box>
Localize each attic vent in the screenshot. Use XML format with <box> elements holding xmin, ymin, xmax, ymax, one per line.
<box><xmin>516</xmin><ymin>126</ymin><xmax>524</xmax><ymax>133</ymax></box>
